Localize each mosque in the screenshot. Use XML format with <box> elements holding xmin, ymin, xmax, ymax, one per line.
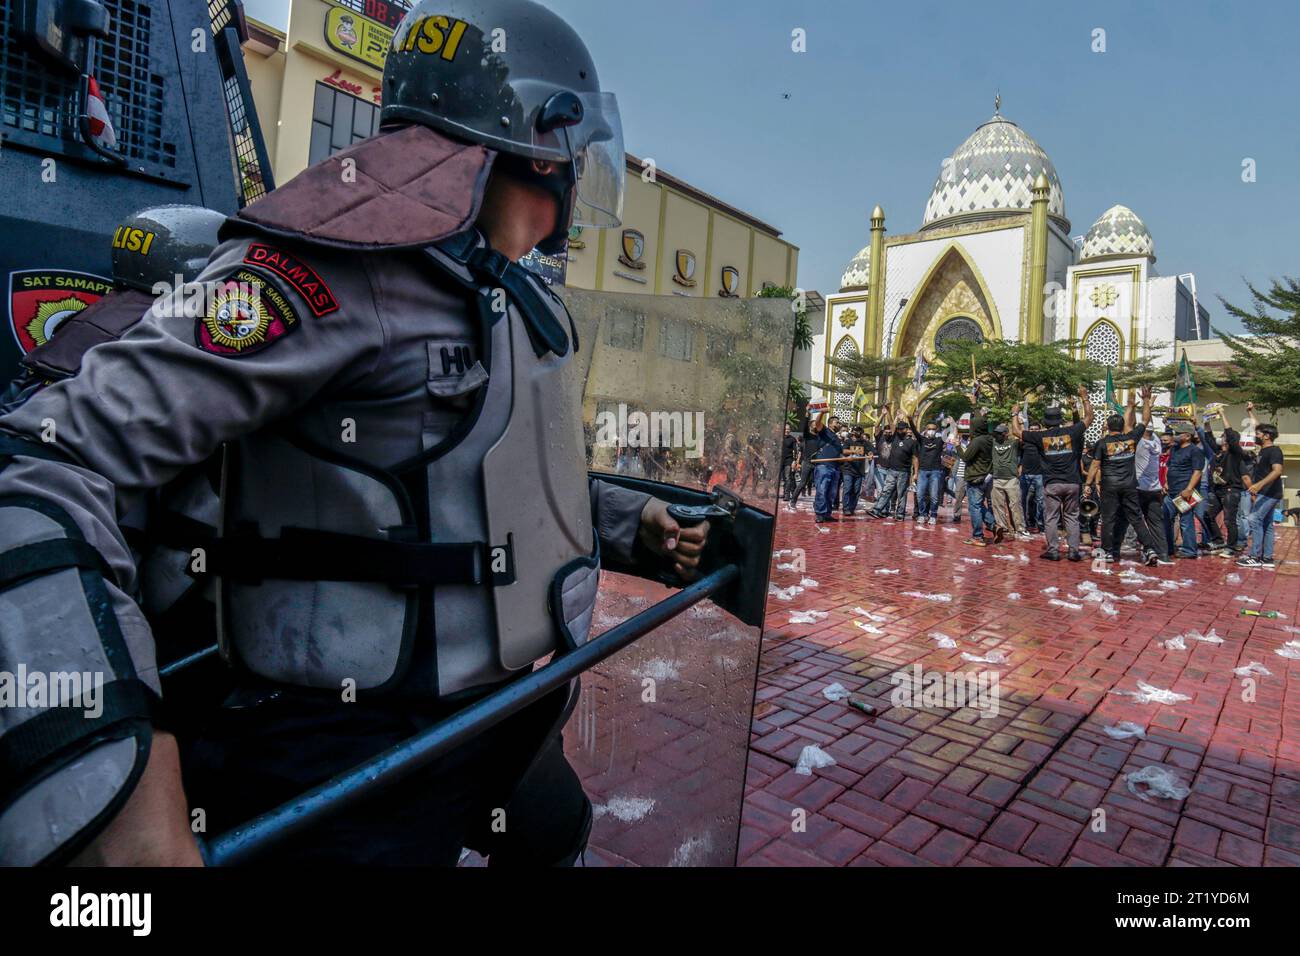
<box><xmin>812</xmin><ymin>101</ymin><xmax>1210</xmax><ymax>445</ymax></box>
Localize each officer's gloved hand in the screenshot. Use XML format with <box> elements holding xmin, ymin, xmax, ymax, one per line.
<box><xmin>637</xmin><ymin>498</ymin><xmax>709</xmax><ymax>581</ymax></box>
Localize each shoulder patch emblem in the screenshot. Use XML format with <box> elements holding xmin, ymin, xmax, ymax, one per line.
<box><xmin>243</xmin><ymin>243</ymin><xmax>339</xmax><ymax>317</ymax></box>
<box><xmin>197</xmin><ymin>269</ymin><xmax>300</xmax><ymax>356</ymax></box>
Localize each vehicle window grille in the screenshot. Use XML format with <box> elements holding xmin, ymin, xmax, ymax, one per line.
<box><xmin>0</xmin><ymin>0</ymin><xmax>174</xmax><ymax>169</ymax></box>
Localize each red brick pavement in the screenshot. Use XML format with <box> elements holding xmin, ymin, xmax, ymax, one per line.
<box><xmin>742</xmin><ymin>500</ymin><xmax>1300</xmax><ymax>867</ymax></box>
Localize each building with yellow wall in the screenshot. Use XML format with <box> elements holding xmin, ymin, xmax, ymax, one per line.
<box><xmin>239</xmin><ymin>0</ymin><xmax>798</xmax><ymax>297</ymax></box>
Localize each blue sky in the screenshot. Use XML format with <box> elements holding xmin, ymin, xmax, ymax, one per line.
<box><xmin>246</xmin><ymin>0</ymin><xmax>1299</xmax><ymax>332</ymax></box>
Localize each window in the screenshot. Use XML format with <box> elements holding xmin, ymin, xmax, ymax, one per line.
<box><xmin>832</xmin><ymin>336</ymin><xmax>860</xmax><ymax>421</ymax></box>
<box><xmin>658</xmin><ymin>319</ymin><xmax>695</xmax><ymax>362</ymax></box>
<box><xmin>605</xmin><ymin>310</ymin><xmax>645</xmax><ymax>351</ymax></box>
<box><xmin>706</xmin><ymin>331</ymin><xmax>735</xmax><ymax>366</ymax></box>
<box><xmin>934</xmin><ymin>316</ymin><xmax>984</xmax><ymax>352</ymax></box>
<box><xmin>309</xmin><ymin>82</ymin><xmax>382</xmax><ymax>166</ymax></box>
<box><xmin>1084</xmin><ymin>322</ymin><xmax>1123</xmax><ymax>447</ymax></box>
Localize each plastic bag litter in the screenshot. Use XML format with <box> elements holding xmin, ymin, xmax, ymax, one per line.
<box><xmin>1078</xmin><ymin>581</ymin><xmax>1100</xmax><ymax>592</ymax></box>
<box><xmin>853</xmin><ymin>607</ymin><xmax>886</xmax><ymax>621</ymax></box>
<box><xmin>1041</xmin><ymin>586</ymin><xmax>1059</xmax><ymax>595</ymax></box>
<box><xmin>794</xmin><ymin>745</ymin><xmax>837</xmax><ymax>776</ymax></box>
<box><xmin>1007</xmin><ymin>592</ymin><xmax>1022</xmax><ymax>600</ymax></box>
<box><xmin>1234</xmin><ymin>595</ymin><xmax>1261</xmax><ymax>605</ymax></box>
<box><xmin>776</xmin><ymin>562</ymin><xmax>799</xmax><ymax>571</ymax></box>
<box><xmin>902</xmin><ymin>591</ymin><xmax>953</xmax><ymax>602</ymax></box>
<box><xmin>842</xmin><ymin>545</ymin><xmax>857</xmax><ymax>553</ymax></box>
<box><xmin>817</xmin><ymin>526</ymin><xmax>830</xmax><ymax>534</ymax></box>
<box><xmin>788</xmin><ymin>610</ymin><xmax>829</xmax><ymax>625</ymax></box>
<box><xmin>1110</xmin><ymin>680</ymin><xmax>1191</xmax><ymax>705</ymax></box>
<box><xmin>943</xmin><ymin>527</ymin><xmax>960</xmax><ymax>533</ymax></box>
<box><xmin>1100</xmin><ymin>602</ymin><xmax>1119</xmax><ymax>617</ymax></box>
<box><xmin>910</xmin><ymin>549</ymin><xmax>934</xmax><ymax>558</ymax></box>
<box><xmin>800</xmin><ymin>577</ymin><xmax>820</xmax><ymax>588</ymax></box>
<box><xmin>1049</xmin><ymin>599</ymin><xmax>1082</xmax><ymax>611</ymax></box>
<box><xmin>961</xmin><ymin>650</ymin><xmax>1008</xmax><ymax>664</ymax></box>
<box><xmin>1018</xmin><ymin>554</ymin><xmax>1030</xmax><ymax>564</ymax></box>
<box><xmin>1139</xmin><ymin>589</ymin><xmax>1165</xmax><ymax>596</ymax></box>
<box><xmin>1103</xmin><ymin>721</ymin><xmax>1147</xmax><ymax>740</ymax></box>
<box><xmin>773</xmin><ymin>549</ymin><xmax>794</xmax><ymax>558</ymax></box>
<box><xmin>1275</xmin><ymin>642</ymin><xmax>1300</xmax><ymax>661</ymax></box>
<box><xmin>1234</xmin><ymin>661</ymin><xmax>1272</xmax><ymax>677</ymax></box>
<box><xmin>768</xmin><ymin>583</ymin><xmax>804</xmax><ymax>602</ymax></box>
<box><xmin>961</xmin><ymin>557</ymin><xmax>985</xmax><ymax>565</ymax></box>
<box><xmin>822</xmin><ymin>682</ymin><xmax>851</xmax><ymax>702</ymax></box>
<box><xmin>1161</xmin><ymin>635</ymin><xmax>1187</xmax><ymax>651</ymax></box>
<box><xmin>1284</xmin><ymin>626</ymin><xmax>1300</xmax><ymax>635</ymax></box>
<box><xmin>1126</xmin><ymin>765</ymin><xmax>1190</xmax><ymax>802</ymax></box>
<box><xmin>875</xmin><ymin>568</ymin><xmax>900</xmax><ymax>575</ymax></box>
<box><xmin>854</xmin><ymin>620</ymin><xmax>884</xmax><ymax>634</ymax></box>
<box><xmin>1158</xmin><ymin>581</ymin><xmax>1180</xmax><ymax>591</ymax></box>
<box><xmin>1120</xmin><ymin>595</ymin><xmax>1143</xmax><ymax>604</ymax></box>
<box><xmin>1186</xmin><ymin>629</ymin><xmax>1224</xmax><ymax>645</ymax></box>
<box><xmin>993</xmin><ymin>554</ymin><xmax>1017</xmax><ymax>561</ymax></box>
<box><xmin>1226</xmin><ymin>573</ymin><xmax>1243</xmax><ymax>585</ymax></box>
<box><xmin>930</xmin><ymin>632</ymin><xmax>958</xmax><ymax>649</ymax></box>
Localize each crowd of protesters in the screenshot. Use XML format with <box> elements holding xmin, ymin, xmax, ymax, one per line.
<box><xmin>780</xmin><ymin>388</ymin><xmax>1287</xmax><ymax>570</ymax></box>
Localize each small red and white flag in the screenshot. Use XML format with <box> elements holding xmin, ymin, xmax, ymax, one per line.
<box><xmin>85</xmin><ymin>75</ymin><xmax>117</xmax><ymax>150</ymax></box>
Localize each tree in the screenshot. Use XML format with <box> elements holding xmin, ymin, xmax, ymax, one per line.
<box><xmin>1216</xmin><ymin>278</ymin><xmax>1300</xmax><ymax>414</ymax></box>
<box><xmin>924</xmin><ymin>338</ymin><xmax>1102</xmax><ymax>424</ymax></box>
<box><xmin>758</xmin><ymin>285</ymin><xmax>815</xmax><ymax>424</ymax></box>
<box><xmin>816</xmin><ymin>352</ymin><xmax>915</xmax><ymax>399</ymax></box>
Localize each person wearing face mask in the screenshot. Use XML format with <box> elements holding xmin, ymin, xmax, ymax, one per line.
<box><xmin>810</xmin><ymin>411</ymin><xmax>845</xmax><ymax>523</ymax></box>
<box><xmin>909</xmin><ymin>415</ymin><xmax>951</xmax><ymax>525</ymax></box>
<box><xmin>1019</xmin><ymin>419</ymin><xmax>1045</xmax><ymax>533</ymax></box>
<box><xmin>1012</xmin><ymin>386</ymin><xmax>1093</xmax><ymax>561</ymax></box>
<box><xmin>1165</xmin><ymin>422</ymin><xmax>1206</xmax><ymax>559</ymax></box>
<box><xmin>988</xmin><ymin>422</ymin><xmax>1028</xmax><ymax>540</ymax></box>
<box><xmin>867</xmin><ymin>405</ymin><xmax>903</xmax><ymax>519</ymax></box>
<box><xmin>949</xmin><ymin>425</ymin><xmax>970</xmax><ymax>522</ymax></box>
<box><xmin>958</xmin><ymin>403</ymin><xmax>996</xmax><ymax>546</ymax></box>
<box><xmin>884</xmin><ymin>417</ymin><xmax>917</xmax><ymax>520</ymax></box>
<box><xmin>841</xmin><ymin>425</ymin><xmax>869</xmax><ymax>516</ymax></box>
<box><xmin>1238</xmin><ymin>418</ymin><xmax>1285</xmax><ymax>570</ymax></box>
<box><xmin>1134</xmin><ymin>405</ymin><xmax>1174</xmax><ymax>564</ymax></box>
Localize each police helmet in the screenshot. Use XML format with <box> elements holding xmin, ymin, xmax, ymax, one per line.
<box><xmin>381</xmin><ymin>0</ymin><xmax>625</xmax><ymax>245</ymax></box>
<box><xmin>111</xmin><ymin>205</ymin><xmax>226</xmax><ymax>293</ymax></box>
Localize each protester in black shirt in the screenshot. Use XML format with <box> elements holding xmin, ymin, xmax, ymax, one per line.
<box><xmin>1012</xmin><ymin>385</ymin><xmax>1093</xmax><ymax>561</ymax></box>
<box><xmin>888</xmin><ymin>419</ymin><xmax>918</xmax><ymax>520</ymax></box>
<box><xmin>1085</xmin><ymin>387</ymin><xmax>1161</xmax><ymax>566</ymax></box>
<box><xmin>908</xmin><ymin>414</ymin><xmax>950</xmax><ymax>524</ymax></box>
<box><xmin>1239</xmin><ymin>418</ymin><xmax>1285</xmax><ymax>569</ymax></box>
<box><xmin>1019</xmin><ymin>429</ymin><xmax>1045</xmax><ymax>532</ymax></box>
<box><xmin>840</xmin><ymin>426</ymin><xmax>869</xmax><ymax>515</ymax></box>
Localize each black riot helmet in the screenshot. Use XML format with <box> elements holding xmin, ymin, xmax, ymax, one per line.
<box><xmin>381</xmin><ymin>0</ymin><xmax>625</xmax><ymax>252</ymax></box>
<box><xmin>110</xmin><ymin>204</ymin><xmax>226</xmax><ymax>293</ymax></box>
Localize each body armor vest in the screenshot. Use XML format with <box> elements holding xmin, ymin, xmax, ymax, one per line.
<box><xmin>213</xmin><ymin>234</ymin><xmax>601</xmax><ymax>698</ymax></box>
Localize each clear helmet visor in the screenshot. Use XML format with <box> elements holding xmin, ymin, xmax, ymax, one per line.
<box><xmin>565</xmin><ymin>92</ymin><xmax>624</xmax><ymax>228</ymax></box>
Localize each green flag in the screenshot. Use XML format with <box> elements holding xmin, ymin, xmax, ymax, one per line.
<box><xmin>1172</xmin><ymin>351</ymin><xmax>1197</xmax><ymax>421</ymax></box>
<box><xmin>1104</xmin><ymin>369</ymin><xmax>1123</xmax><ymax>414</ymax></box>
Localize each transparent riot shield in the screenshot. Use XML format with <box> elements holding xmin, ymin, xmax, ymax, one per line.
<box><xmin>557</xmin><ymin>286</ymin><xmax>794</xmax><ymax>866</ymax></box>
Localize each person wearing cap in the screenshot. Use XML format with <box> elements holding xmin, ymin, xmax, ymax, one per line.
<box><xmin>1085</xmin><ymin>385</ymin><xmax>1161</xmax><ymax>566</ymax></box>
<box><xmin>957</xmin><ymin>400</ymin><xmax>996</xmax><ymax>546</ymax></box>
<box><xmin>1165</xmin><ymin>421</ymin><xmax>1206</xmax><ymax>558</ymax></box>
<box><xmin>988</xmin><ymin>422</ymin><xmax>1028</xmax><ymax>540</ymax></box>
<box><xmin>840</xmin><ymin>425</ymin><xmax>869</xmax><ymax>516</ymax></box>
<box><xmin>1011</xmin><ymin>385</ymin><xmax>1093</xmax><ymax>561</ymax></box>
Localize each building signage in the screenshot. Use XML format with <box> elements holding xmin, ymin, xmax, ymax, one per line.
<box><xmin>324</xmin><ymin>6</ymin><xmax>395</xmax><ymax>71</ymax></box>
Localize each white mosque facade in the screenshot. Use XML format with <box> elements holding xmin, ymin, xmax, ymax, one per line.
<box><xmin>812</xmin><ymin>110</ymin><xmax>1211</xmax><ymax>435</ymax></box>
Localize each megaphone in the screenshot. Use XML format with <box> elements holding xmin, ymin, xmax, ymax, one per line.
<box><xmin>1080</xmin><ymin>497</ymin><xmax>1100</xmax><ymax>520</ymax></box>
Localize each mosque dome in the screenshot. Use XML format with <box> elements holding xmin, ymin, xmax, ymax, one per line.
<box><xmin>1079</xmin><ymin>204</ymin><xmax>1155</xmax><ymax>262</ymax></box>
<box><xmin>921</xmin><ymin>113</ymin><xmax>1068</xmax><ymax>231</ymax></box>
<box><xmin>840</xmin><ymin>245</ymin><xmax>871</xmax><ymax>290</ymax></box>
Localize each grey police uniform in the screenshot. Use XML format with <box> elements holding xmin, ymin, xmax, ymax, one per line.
<box><xmin>0</xmin><ymin>123</ymin><xmax>649</xmax><ymax>865</ymax></box>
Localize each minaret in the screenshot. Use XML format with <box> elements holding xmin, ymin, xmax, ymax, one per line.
<box><xmin>867</xmin><ymin>205</ymin><xmax>886</xmax><ymax>360</ymax></box>
<box><xmin>1027</xmin><ymin>173</ymin><xmax>1050</xmax><ymax>344</ymax></box>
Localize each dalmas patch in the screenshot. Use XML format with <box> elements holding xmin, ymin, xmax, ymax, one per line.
<box><xmin>196</xmin><ymin>270</ymin><xmax>300</xmax><ymax>356</ymax></box>
<box><xmin>243</xmin><ymin>244</ymin><xmax>339</xmax><ymax>317</ymax></box>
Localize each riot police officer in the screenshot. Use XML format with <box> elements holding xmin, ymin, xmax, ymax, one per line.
<box><xmin>0</xmin><ymin>0</ymin><xmax>707</xmax><ymax>866</ymax></box>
